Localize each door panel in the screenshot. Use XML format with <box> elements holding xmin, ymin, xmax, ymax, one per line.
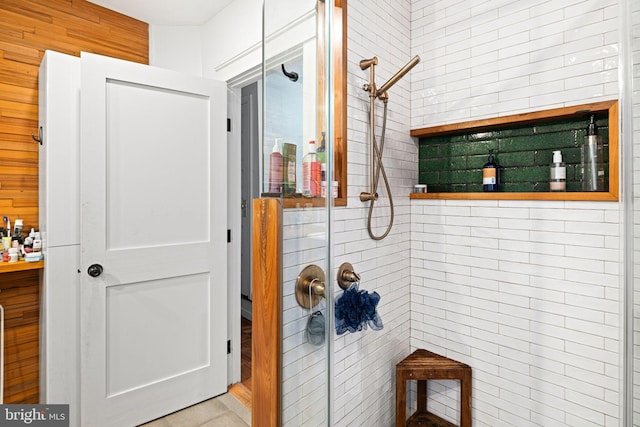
<box><xmin>105</xmin><ymin>274</ymin><xmax>211</xmax><ymax>397</ymax></box>
<box><xmin>105</xmin><ymin>80</ymin><xmax>211</xmax><ymax>250</ymax></box>
<box><xmin>79</xmin><ymin>52</ymin><xmax>227</xmax><ymax>427</ymax></box>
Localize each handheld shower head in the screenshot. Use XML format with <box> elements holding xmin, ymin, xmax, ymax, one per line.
<box><xmin>376</xmin><ymin>55</ymin><xmax>420</xmax><ymax>98</ymax></box>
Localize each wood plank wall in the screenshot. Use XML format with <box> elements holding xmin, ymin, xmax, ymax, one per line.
<box><xmin>0</xmin><ymin>0</ymin><xmax>148</xmax><ymax>403</ymax></box>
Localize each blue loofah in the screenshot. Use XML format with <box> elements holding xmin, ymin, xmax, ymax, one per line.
<box><xmin>334</xmin><ymin>285</ymin><xmax>383</xmax><ymax>335</ymax></box>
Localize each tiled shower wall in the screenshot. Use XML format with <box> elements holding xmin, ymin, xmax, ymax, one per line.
<box><xmin>330</xmin><ymin>0</ymin><xmax>417</xmax><ymax>425</ymax></box>
<box><xmin>280</xmin><ymin>0</ymin><xmax>418</xmax><ymax>424</ymax></box>
<box><xmin>410</xmin><ymin>1</ymin><xmax>623</xmax><ymax>426</ymax></box>
<box><xmin>281</xmin><ymin>207</ymin><xmax>330</xmax><ymax>426</ymax></box>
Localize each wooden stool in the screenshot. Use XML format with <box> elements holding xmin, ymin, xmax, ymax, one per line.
<box><xmin>396</xmin><ymin>349</ymin><xmax>472</xmax><ymax>427</ymax></box>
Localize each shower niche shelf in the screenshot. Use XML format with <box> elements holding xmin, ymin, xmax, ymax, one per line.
<box><xmin>409</xmin><ymin>100</ymin><xmax>618</xmax><ymax>202</ymax></box>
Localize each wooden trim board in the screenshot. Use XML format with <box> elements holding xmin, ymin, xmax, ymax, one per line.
<box><xmin>410</xmin><ymin>100</ymin><xmax>619</xmax><ymax>202</ymax></box>
<box><xmin>252</xmin><ymin>198</ymin><xmax>282</xmax><ymax>427</ymax></box>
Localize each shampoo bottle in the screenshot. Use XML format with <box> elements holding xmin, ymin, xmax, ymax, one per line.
<box><xmin>282</xmin><ymin>142</ymin><xmax>297</xmax><ymax>197</ymax></box>
<box><xmin>550</xmin><ymin>150</ymin><xmax>566</xmax><ymax>192</ymax></box>
<box><xmin>482</xmin><ymin>150</ymin><xmax>500</xmax><ymax>192</ymax></box>
<box><xmin>302</xmin><ymin>140</ymin><xmax>321</xmax><ymax>197</ymax></box>
<box><xmin>268</xmin><ymin>138</ymin><xmax>284</xmax><ymax>193</ymax></box>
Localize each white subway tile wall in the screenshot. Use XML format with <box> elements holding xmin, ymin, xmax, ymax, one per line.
<box><xmin>410</xmin><ymin>1</ymin><xmax>624</xmax><ymax>426</ymax></box>
<box><xmin>279</xmin><ymin>2</ymin><xmax>417</xmax><ymax>415</ymax></box>
<box><xmin>411</xmin><ymin>200</ymin><xmax>622</xmax><ymax>426</ymax></box>
<box><xmin>281</xmin><ymin>207</ymin><xmax>330</xmax><ymax>427</ymax></box>
<box><xmin>284</xmin><ymin>0</ymin><xmax>628</xmax><ymax>425</ymax></box>
<box><xmin>411</xmin><ymin>0</ymin><xmax>620</xmax><ymax>129</ymax></box>
<box><xmin>332</xmin><ymin>0</ymin><xmax>416</xmax><ymax>425</ymax></box>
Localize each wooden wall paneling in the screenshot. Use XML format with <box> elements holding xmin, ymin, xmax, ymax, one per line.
<box><xmin>0</xmin><ymin>270</ymin><xmax>41</xmax><ymax>403</ymax></box>
<box><xmin>252</xmin><ymin>198</ymin><xmax>282</xmax><ymax>427</ymax></box>
<box><xmin>0</xmin><ymin>0</ymin><xmax>149</xmax><ymax>403</ymax></box>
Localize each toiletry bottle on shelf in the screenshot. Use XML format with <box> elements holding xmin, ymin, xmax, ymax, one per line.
<box><xmin>482</xmin><ymin>150</ymin><xmax>500</xmax><ymax>192</ymax></box>
<box><xmin>33</xmin><ymin>231</ymin><xmax>41</xmax><ymax>253</ymax></box>
<box><xmin>302</xmin><ymin>140</ymin><xmax>321</xmax><ymax>197</ymax></box>
<box><xmin>550</xmin><ymin>150</ymin><xmax>566</xmax><ymax>192</ymax></box>
<box><xmin>581</xmin><ymin>114</ymin><xmax>604</xmax><ymax>191</ymax></box>
<box><xmin>282</xmin><ymin>142</ymin><xmax>297</xmax><ymax>197</ymax></box>
<box><xmin>317</xmin><ymin>131</ymin><xmax>327</xmax><ymax>183</ymax></box>
<box><xmin>13</xmin><ymin>218</ymin><xmax>22</xmax><ymax>238</ymax></box>
<box><xmin>268</xmin><ymin>138</ymin><xmax>284</xmax><ymax>193</ymax></box>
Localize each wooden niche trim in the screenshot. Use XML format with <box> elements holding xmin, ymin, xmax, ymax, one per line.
<box><xmin>410</xmin><ymin>100</ymin><xmax>619</xmax><ymax>202</ymax></box>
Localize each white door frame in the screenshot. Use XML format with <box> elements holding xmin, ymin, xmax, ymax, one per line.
<box><xmin>226</xmin><ymin>67</ymin><xmax>263</xmax><ymax>387</ymax></box>
<box><xmin>227</xmin><ymin>85</ymin><xmax>242</xmax><ymax>385</ymax></box>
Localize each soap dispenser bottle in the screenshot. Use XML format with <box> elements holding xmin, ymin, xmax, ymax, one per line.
<box><xmin>581</xmin><ymin>114</ymin><xmax>604</xmax><ymax>191</ymax></box>
<box><xmin>482</xmin><ymin>150</ymin><xmax>500</xmax><ymax>192</ymax></box>
<box><xmin>550</xmin><ymin>150</ymin><xmax>566</xmax><ymax>191</ymax></box>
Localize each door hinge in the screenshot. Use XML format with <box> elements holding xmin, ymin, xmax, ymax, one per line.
<box><xmin>227</xmin><ymin>339</ymin><xmax>231</xmax><ymax>354</ymax></box>
<box><xmin>227</xmin><ymin>118</ymin><xmax>231</xmax><ymax>132</ymax></box>
<box><xmin>227</xmin><ymin>229</ymin><xmax>231</xmax><ymax>243</ymax></box>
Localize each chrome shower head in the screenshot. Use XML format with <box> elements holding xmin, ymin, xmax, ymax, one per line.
<box><xmin>376</xmin><ymin>55</ymin><xmax>420</xmax><ymax>98</ymax></box>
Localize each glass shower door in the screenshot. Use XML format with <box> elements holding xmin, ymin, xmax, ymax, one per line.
<box><xmin>258</xmin><ymin>0</ymin><xmax>334</xmax><ymax>425</ymax></box>
<box><xmin>632</xmin><ymin>0</ymin><xmax>640</xmax><ymax>423</ymax></box>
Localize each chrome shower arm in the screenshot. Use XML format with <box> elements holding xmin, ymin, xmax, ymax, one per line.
<box><xmin>376</xmin><ymin>55</ymin><xmax>420</xmax><ymax>98</ymax></box>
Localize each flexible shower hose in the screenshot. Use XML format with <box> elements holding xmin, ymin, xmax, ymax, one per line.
<box><xmin>366</xmin><ymin>101</ymin><xmax>394</xmax><ymax>240</ymax></box>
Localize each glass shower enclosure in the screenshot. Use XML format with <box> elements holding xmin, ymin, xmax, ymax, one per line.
<box><xmin>256</xmin><ymin>0</ymin><xmax>334</xmax><ymax>424</ymax></box>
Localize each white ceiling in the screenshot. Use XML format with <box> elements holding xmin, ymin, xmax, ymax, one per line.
<box><xmin>89</xmin><ymin>0</ymin><xmax>235</xmax><ymax>26</ymax></box>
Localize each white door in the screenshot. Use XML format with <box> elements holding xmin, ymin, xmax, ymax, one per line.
<box><xmin>79</xmin><ymin>52</ymin><xmax>227</xmax><ymax>427</ymax></box>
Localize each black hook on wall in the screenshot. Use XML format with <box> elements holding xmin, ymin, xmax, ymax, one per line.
<box><xmin>281</xmin><ymin>64</ymin><xmax>299</xmax><ymax>82</ymax></box>
<box><xmin>32</xmin><ymin>126</ymin><xmax>43</xmax><ymax>145</ymax></box>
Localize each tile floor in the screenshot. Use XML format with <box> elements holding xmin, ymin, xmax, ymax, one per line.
<box><xmin>139</xmin><ymin>393</ymin><xmax>250</xmax><ymax>427</ymax></box>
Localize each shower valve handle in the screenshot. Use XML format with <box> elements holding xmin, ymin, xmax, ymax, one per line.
<box><xmin>341</xmin><ymin>270</ymin><xmax>360</xmax><ymax>283</ymax></box>
<box><xmin>337</xmin><ymin>262</ymin><xmax>361</xmax><ymax>290</ymax></box>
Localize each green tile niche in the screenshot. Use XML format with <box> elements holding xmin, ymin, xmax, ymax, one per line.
<box><xmin>418</xmin><ymin>114</ymin><xmax>609</xmax><ymax>193</ymax></box>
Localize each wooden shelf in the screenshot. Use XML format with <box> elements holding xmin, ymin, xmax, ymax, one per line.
<box><xmin>410</xmin><ymin>100</ymin><xmax>618</xmax><ymax>138</ymax></box>
<box><xmin>410</xmin><ymin>191</ymin><xmax>618</xmax><ymax>201</ymax></box>
<box><xmin>0</xmin><ymin>260</ymin><xmax>44</xmax><ymax>273</ymax></box>
<box><xmin>263</xmin><ymin>196</ymin><xmax>346</xmax><ymax>209</ymax></box>
<box><xmin>410</xmin><ymin>100</ymin><xmax>619</xmax><ymax>202</ymax></box>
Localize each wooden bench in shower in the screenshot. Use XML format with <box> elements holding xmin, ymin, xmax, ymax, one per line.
<box><xmin>396</xmin><ymin>349</ymin><xmax>472</xmax><ymax>427</ymax></box>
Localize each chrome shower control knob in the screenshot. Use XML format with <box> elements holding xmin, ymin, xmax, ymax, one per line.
<box><xmin>87</xmin><ymin>264</ymin><xmax>103</xmax><ymax>278</ymax></box>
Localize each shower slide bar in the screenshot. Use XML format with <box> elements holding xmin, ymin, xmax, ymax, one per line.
<box><xmin>359</xmin><ymin>55</ymin><xmax>420</xmax><ymax>240</ymax></box>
